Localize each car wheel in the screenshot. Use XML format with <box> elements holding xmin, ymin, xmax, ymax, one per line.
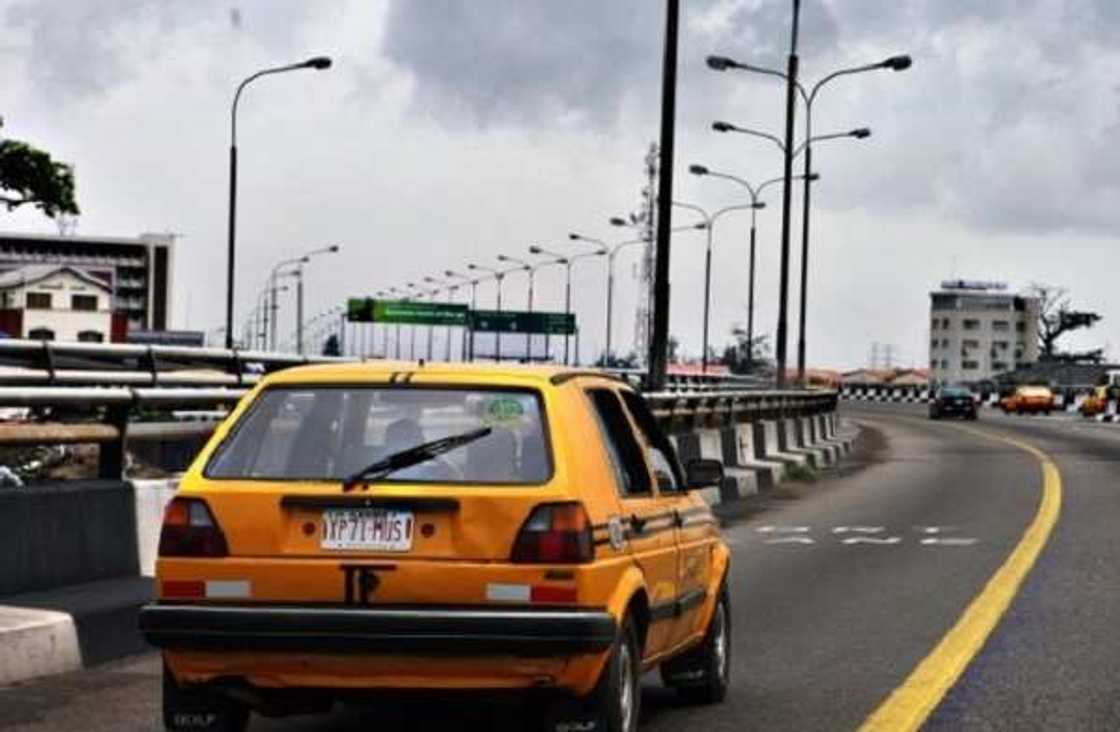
<box><xmin>576</xmin><ymin>613</ymin><xmax>642</xmax><ymax>732</ymax></box>
<box><xmin>660</xmin><ymin>588</ymin><xmax>731</xmax><ymax>705</ymax></box>
<box><xmin>163</xmin><ymin>664</ymin><xmax>249</xmax><ymax>732</ymax></box>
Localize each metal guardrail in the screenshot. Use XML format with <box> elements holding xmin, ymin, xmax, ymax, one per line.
<box><xmin>0</xmin><ymin>339</ymin><xmax>820</xmax><ymax>482</ymax></box>
<box><xmin>0</xmin><ymin>338</ymin><xmax>769</xmax><ymax>391</ymax></box>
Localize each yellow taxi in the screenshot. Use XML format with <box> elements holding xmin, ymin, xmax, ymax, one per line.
<box><xmin>140</xmin><ymin>362</ymin><xmax>731</xmax><ymax>732</ymax></box>
<box><xmin>999</xmin><ymin>385</ymin><xmax>1055</xmax><ymax>415</ymax></box>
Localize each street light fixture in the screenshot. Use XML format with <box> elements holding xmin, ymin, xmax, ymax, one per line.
<box><xmin>711</xmin><ymin>120</ymin><xmax>872</xmax><ymax>158</ymax></box>
<box><xmin>689</xmin><ymin>164</ymin><xmax>818</xmax><ymax>370</ymax></box>
<box><xmin>708</xmin><ymin>49</ymin><xmax>910</xmax><ymax>384</ymax></box>
<box><xmin>529</xmin><ymin>244</ymin><xmax>606</xmax><ymax>366</ymax></box>
<box><xmin>224</xmin><ymin>55</ymin><xmax>333</xmax><ymax>349</ymax></box>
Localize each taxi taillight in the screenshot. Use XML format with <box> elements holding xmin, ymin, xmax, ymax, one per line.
<box><xmin>511</xmin><ymin>502</ymin><xmax>593</xmax><ymax>564</ymax></box>
<box><xmin>158</xmin><ymin>498</ymin><xmax>229</xmax><ymax>558</ymax></box>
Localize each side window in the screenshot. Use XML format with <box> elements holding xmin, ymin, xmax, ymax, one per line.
<box><xmin>619</xmin><ymin>390</ymin><xmax>683</xmax><ymax>493</ymax></box>
<box><xmin>586</xmin><ymin>389</ymin><xmax>652</xmax><ymax>497</ymax></box>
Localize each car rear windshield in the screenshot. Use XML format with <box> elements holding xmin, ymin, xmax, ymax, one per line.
<box><xmin>941</xmin><ymin>387</ymin><xmax>972</xmax><ymax>397</ymax></box>
<box><xmin>204</xmin><ymin>386</ymin><xmax>552</xmax><ymax>484</ymax></box>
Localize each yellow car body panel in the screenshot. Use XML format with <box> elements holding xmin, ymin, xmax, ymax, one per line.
<box><xmin>145</xmin><ymin>363</ymin><xmax>728</xmax><ymax>700</ymax></box>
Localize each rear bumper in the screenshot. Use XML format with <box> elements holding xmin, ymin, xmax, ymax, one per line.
<box><xmin>140</xmin><ymin>604</ymin><xmax>616</xmax><ymax>657</ymax></box>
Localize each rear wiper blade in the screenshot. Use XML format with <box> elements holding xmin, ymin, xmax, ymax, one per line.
<box><xmin>341</xmin><ymin>426</ymin><xmax>492</xmax><ymax>492</ymax></box>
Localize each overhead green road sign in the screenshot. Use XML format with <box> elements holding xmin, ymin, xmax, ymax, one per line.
<box><xmin>347</xmin><ymin>298</ymin><xmax>468</xmax><ymax>326</ymax></box>
<box><xmin>470</xmin><ymin>310</ymin><xmax>575</xmax><ymax>335</ymax></box>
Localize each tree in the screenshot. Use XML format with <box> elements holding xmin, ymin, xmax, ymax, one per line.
<box><xmin>721</xmin><ymin>328</ymin><xmax>772</xmax><ymax>375</ymax></box>
<box><xmin>667</xmin><ymin>335</ymin><xmax>682</xmax><ymax>364</ymax></box>
<box><xmin>322</xmin><ymin>334</ymin><xmax>341</xmax><ymax>356</ymax></box>
<box><xmin>1028</xmin><ymin>284</ymin><xmax>1103</xmax><ymax>363</ymax></box>
<box><xmin>0</xmin><ymin>117</ymin><xmax>79</xmax><ymax>218</ymax></box>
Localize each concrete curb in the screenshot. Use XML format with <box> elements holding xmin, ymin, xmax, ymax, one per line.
<box><xmin>0</xmin><ymin>606</ymin><xmax>81</xmax><ymax>686</ymax></box>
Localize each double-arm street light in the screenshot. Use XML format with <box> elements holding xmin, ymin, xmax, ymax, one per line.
<box><xmin>445</xmin><ymin>270</ymin><xmax>478</xmax><ymax>361</ymax></box>
<box><xmin>225</xmin><ymin>55</ymin><xmax>332</xmax><ymax>349</ymax></box>
<box><xmin>708</xmin><ymin>50</ymin><xmax>910</xmax><ymax>383</ymax></box>
<box><xmin>529</xmin><ymin>244</ymin><xmax>606</xmax><ymax>366</ymax></box>
<box><xmin>468</xmin><ymin>262</ymin><xmax>521</xmax><ymax>361</ymax></box>
<box><xmin>497</xmin><ymin>254</ymin><xmax>535</xmax><ymax>356</ymax></box>
<box><xmin>603</xmin><ymin>220</ymin><xmax>708</xmax><ymax>367</ymax></box>
<box><xmin>690</xmin><ymin>165</ymin><xmax>819</xmax><ymax>371</ymax></box>
<box><xmin>266</xmin><ymin>244</ymin><xmax>339</xmax><ymax>353</ymax></box>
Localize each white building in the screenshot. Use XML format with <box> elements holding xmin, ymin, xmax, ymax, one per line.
<box><xmin>929</xmin><ymin>281</ymin><xmax>1040</xmax><ymax>385</ymax></box>
<box><xmin>0</xmin><ymin>265</ymin><xmax>120</xmax><ymax>342</ymax></box>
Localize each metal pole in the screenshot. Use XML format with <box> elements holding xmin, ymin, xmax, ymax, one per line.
<box><xmin>495</xmin><ymin>276</ymin><xmax>503</xmax><ymax>362</ymax></box>
<box><xmin>606</xmin><ymin>255</ymin><xmax>615</xmax><ymax>366</ymax></box>
<box><xmin>269</xmin><ymin>274</ymin><xmax>279</xmax><ymax>351</ymax></box>
<box><xmin>796</xmin><ymin>141</ymin><xmax>812</xmax><ymax>383</ymax></box>
<box><xmin>563</xmin><ymin>262</ymin><xmax>572</xmax><ymax>365</ymax></box>
<box><xmin>701</xmin><ymin>222</ymin><xmax>713</xmax><ymax>373</ymax></box>
<box><xmin>775</xmin><ymin>0</ymin><xmax>801</xmax><ymax>389</ymax></box>
<box><xmin>295</xmin><ymin>267</ymin><xmax>304</xmax><ymax>355</ymax></box>
<box><xmin>526</xmin><ymin>271</ymin><xmax>535</xmax><ymax>361</ymax></box>
<box><xmin>747</xmin><ymin>208</ymin><xmax>758</xmax><ymax>370</ymax></box>
<box><xmin>225</xmin><ymin>144</ymin><xmax>237</xmax><ymax>349</ymax></box>
<box><xmin>649</xmin><ymin>0</ymin><xmax>679</xmax><ymax>391</ymax></box>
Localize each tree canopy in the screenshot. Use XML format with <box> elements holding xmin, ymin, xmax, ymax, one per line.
<box><xmin>1028</xmin><ymin>284</ymin><xmax>1103</xmax><ymax>363</ymax></box>
<box><xmin>0</xmin><ymin>117</ymin><xmax>79</xmax><ymax>219</ymax></box>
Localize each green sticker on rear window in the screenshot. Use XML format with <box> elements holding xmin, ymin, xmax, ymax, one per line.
<box><xmin>482</xmin><ymin>397</ymin><xmax>525</xmax><ymax>424</ymax></box>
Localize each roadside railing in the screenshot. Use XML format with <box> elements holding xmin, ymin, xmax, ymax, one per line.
<box><xmin>0</xmin><ymin>339</ymin><xmax>824</xmax><ymax>482</ymax></box>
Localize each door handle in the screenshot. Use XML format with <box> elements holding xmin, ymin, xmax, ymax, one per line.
<box><xmin>629</xmin><ymin>514</ymin><xmax>647</xmax><ymax>534</ymax></box>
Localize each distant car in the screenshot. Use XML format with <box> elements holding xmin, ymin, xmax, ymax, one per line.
<box><xmin>928</xmin><ymin>386</ymin><xmax>978</xmax><ymax>420</ymax></box>
<box><xmin>1079</xmin><ymin>384</ymin><xmax>1120</xmax><ymax>418</ymax></box>
<box><xmin>1000</xmin><ymin>385</ymin><xmax>1055</xmax><ymax>415</ymax></box>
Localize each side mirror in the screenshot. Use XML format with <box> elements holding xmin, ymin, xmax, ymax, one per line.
<box><xmin>685</xmin><ymin>459</ymin><xmax>724</xmax><ymax>490</ymax></box>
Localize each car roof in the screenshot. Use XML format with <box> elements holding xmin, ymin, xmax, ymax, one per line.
<box><xmin>259</xmin><ymin>361</ymin><xmax>628</xmax><ymax>389</ymax></box>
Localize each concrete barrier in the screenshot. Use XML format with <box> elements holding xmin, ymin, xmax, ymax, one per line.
<box><xmin>754</xmin><ymin>419</ymin><xmax>808</xmax><ymax>468</ymax></box>
<box><xmin>0</xmin><ymin>606</ymin><xmax>82</xmax><ymax>686</ymax></box>
<box><xmin>0</xmin><ymin>481</ymin><xmax>139</xmax><ymax>596</ymax></box>
<box><xmin>696</xmin><ymin>428</ymin><xmax>757</xmax><ymax>500</ymax></box>
<box><xmin>720</xmin><ymin>423</ymin><xmax>784</xmax><ymax>491</ymax></box>
<box><xmin>778</xmin><ymin>418</ymin><xmax>827</xmax><ymax>468</ymax></box>
<box><xmin>132</xmin><ymin>479</ymin><xmax>179</xmax><ymax>577</ymax></box>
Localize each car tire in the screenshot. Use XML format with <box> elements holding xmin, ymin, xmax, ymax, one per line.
<box><xmin>163</xmin><ymin>665</ymin><xmax>249</xmax><ymax>732</ymax></box>
<box><xmin>576</xmin><ymin>613</ymin><xmax>642</xmax><ymax>732</ymax></box>
<box><xmin>660</xmin><ymin>588</ymin><xmax>731</xmax><ymax>705</ymax></box>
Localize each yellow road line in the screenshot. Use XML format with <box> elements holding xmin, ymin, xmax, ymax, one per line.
<box><xmin>858</xmin><ymin>426</ymin><xmax>1062</xmax><ymax>732</ymax></box>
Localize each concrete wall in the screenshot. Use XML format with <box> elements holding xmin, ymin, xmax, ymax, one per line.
<box><xmin>0</xmin><ymin>481</ymin><xmax>139</xmax><ymax>595</ymax></box>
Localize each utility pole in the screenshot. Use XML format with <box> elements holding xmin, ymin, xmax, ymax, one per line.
<box><xmin>774</xmin><ymin>0</ymin><xmax>801</xmax><ymax>388</ymax></box>
<box><xmin>648</xmin><ymin>0</ymin><xmax>679</xmax><ymax>392</ymax></box>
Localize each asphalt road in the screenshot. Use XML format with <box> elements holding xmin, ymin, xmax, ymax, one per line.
<box><xmin>5</xmin><ymin>403</ymin><xmax>1117</xmax><ymax>731</ymax></box>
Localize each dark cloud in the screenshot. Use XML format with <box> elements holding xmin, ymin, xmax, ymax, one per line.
<box><xmin>3</xmin><ymin>0</ymin><xmax>319</xmax><ymax>100</ymax></box>
<box><xmin>381</xmin><ymin>0</ymin><xmax>1119</xmax><ymax>236</ymax></box>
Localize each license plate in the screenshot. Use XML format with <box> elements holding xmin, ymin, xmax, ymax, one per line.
<box><xmin>320</xmin><ymin>509</ymin><xmax>414</xmax><ymax>552</ymax></box>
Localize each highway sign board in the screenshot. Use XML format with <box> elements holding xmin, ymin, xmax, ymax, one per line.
<box><xmin>347</xmin><ymin>298</ymin><xmax>468</xmax><ymax>326</ymax></box>
<box><xmin>469</xmin><ymin>310</ymin><xmax>575</xmax><ymax>335</ymax></box>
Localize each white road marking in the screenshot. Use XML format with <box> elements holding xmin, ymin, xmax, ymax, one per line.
<box><xmin>920</xmin><ymin>537</ymin><xmax>979</xmax><ymax>546</ymax></box>
<box><xmin>765</xmin><ymin>536</ymin><xmax>816</xmax><ymax>545</ymax></box>
<box><xmin>756</xmin><ymin>525</ymin><xmax>811</xmax><ymax>534</ymax></box>
<box><xmin>841</xmin><ymin>536</ymin><xmax>901</xmax><ymax>545</ymax></box>
<box><xmin>832</xmin><ymin>526</ymin><xmax>886</xmax><ymax>534</ymax></box>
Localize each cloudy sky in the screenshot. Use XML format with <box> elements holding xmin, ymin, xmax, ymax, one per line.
<box><xmin>1</xmin><ymin>0</ymin><xmax>1117</xmax><ymax>368</ymax></box>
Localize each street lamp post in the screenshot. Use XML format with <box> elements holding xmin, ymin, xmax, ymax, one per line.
<box><xmin>529</xmin><ymin>245</ymin><xmax>605</xmax><ymax>366</ymax></box>
<box><xmin>689</xmin><ymin>165</ymin><xmax>818</xmax><ymax>370</ymax></box>
<box><xmin>497</xmin><ymin>254</ymin><xmax>534</xmax><ymax>358</ymax></box>
<box><xmin>708</xmin><ymin>50</ymin><xmax>910</xmax><ymax>383</ymax></box>
<box><xmin>225</xmin><ymin>55</ymin><xmax>332</xmax><ymax>349</ymax></box>
<box><xmin>445</xmin><ymin>270</ymin><xmax>477</xmax><ymax>361</ymax></box>
<box><xmin>468</xmin><ymin>263</ymin><xmax>507</xmax><ymax>361</ymax></box>
<box><xmin>293</xmin><ymin>245</ymin><xmax>339</xmax><ymax>355</ymax></box>
<box><xmin>604</xmin><ymin>220</ymin><xmax>708</xmax><ymax>367</ymax></box>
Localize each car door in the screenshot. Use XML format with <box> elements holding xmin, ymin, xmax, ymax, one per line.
<box><xmin>619</xmin><ymin>389</ymin><xmax>714</xmax><ymax>650</ymax></box>
<box><xmin>584</xmin><ymin>387</ymin><xmax>679</xmax><ymax>659</ymax></box>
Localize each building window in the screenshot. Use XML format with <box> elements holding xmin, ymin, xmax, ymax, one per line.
<box><xmin>992</xmin><ymin>320</ymin><xmax>1010</xmax><ymax>332</ymax></box>
<box><xmin>931</xmin><ymin>320</ymin><xmax>939</xmax><ymax>331</ymax></box>
<box><xmin>962</xmin><ymin>319</ymin><xmax>980</xmax><ymax>330</ymax></box>
<box><xmin>930</xmin><ymin>359</ymin><xmax>938</xmax><ymax>369</ymax></box>
<box><xmin>962</xmin><ymin>360</ymin><xmax>980</xmax><ymax>370</ymax></box>
<box><xmin>992</xmin><ymin>361</ymin><xmax>1010</xmax><ymax>372</ymax></box>
<box><xmin>941</xmin><ymin>359</ymin><xmax>949</xmax><ymax>369</ymax></box>
<box><xmin>1016</xmin><ymin>322</ymin><xmax>1026</xmax><ymax>333</ymax></box>
<box><xmin>963</xmin><ymin>339</ymin><xmax>980</xmax><ymax>349</ymax></box>
<box><xmin>26</xmin><ymin>292</ymin><xmax>52</xmax><ymax>310</ymax></box>
<box><xmin>28</xmin><ymin>327</ymin><xmax>55</xmax><ymax>341</ymax></box>
<box><xmin>942</xmin><ymin>318</ymin><xmax>951</xmax><ymax>329</ymax></box>
<box><xmin>77</xmin><ymin>330</ymin><xmax>104</xmax><ymax>343</ymax></box>
<box><xmin>71</xmin><ymin>294</ymin><xmax>98</xmax><ymax>311</ymax></box>
<box><xmin>942</xmin><ymin>339</ymin><xmax>951</xmax><ymax>348</ymax></box>
<box><xmin>930</xmin><ymin>339</ymin><xmax>939</xmax><ymax>351</ymax></box>
<box><xmin>993</xmin><ymin>340</ymin><xmax>1010</xmax><ymax>350</ymax></box>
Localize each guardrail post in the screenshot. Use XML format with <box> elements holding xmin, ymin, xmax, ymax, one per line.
<box><xmin>97</xmin><ymin>405</ymin><xmax>130</xmax><ymax>480</ymax></box>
